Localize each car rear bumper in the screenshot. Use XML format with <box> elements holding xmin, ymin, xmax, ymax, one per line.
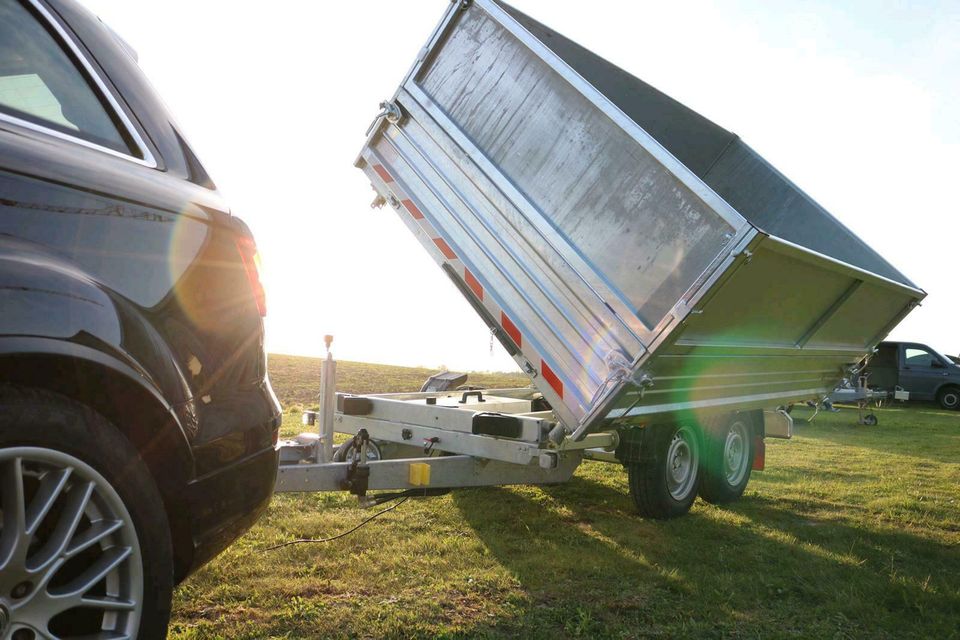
<box><xmin>179</xmin><ymin>381</ymin><xmax>282</xmax><ymax>577</ymax></box>
<box><xmin>184</xmin><ymin>440</ymin><xmax>279</xmax><ymax>574</ymax></box>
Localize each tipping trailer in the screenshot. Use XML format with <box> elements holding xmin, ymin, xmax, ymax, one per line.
<box><xmin>275</xmin><ymin>0</ymin><xmax>924</xmax><ymax>518</ymax></box>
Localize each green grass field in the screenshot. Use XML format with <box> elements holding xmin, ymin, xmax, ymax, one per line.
<box><xmin>169</xmin><ymin>354</ymin><xmax>960</xmax><ymax>639</ymax></box>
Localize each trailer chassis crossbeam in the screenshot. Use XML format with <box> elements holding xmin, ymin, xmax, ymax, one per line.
<box><xmin>276</xmin><ymin>344</ymin><xmax>618</xmax><ymax>497</ymax></box>
<box><xmin>276</xmin><ymin>453</ymin><xmax>580</xmax><ymax>494</ymax></box>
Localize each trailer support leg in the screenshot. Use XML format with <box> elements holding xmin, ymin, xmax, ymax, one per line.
<box><xmin>318</xmin><ymin>336</ymin><xmax>337</xmax><ymax>463</ymax></box>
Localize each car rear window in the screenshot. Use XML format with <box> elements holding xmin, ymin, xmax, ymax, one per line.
<box><xmin>873</xmin><ymin>344</ymin><xmax>897</xmax><ymax>367</ymax></box>
<box><xmin>0</xmin><ymin>0</ymin><xmax>136</xmax><ymax>156</ymax></box>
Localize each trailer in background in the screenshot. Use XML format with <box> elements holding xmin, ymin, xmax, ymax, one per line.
<box><xmin>276</xmin><ymin>0</ymin><xmax>923</xmax><ymax>518</ymax></box>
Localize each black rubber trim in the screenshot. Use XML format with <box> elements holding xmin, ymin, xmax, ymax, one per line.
<box><xmin>472</xmin><ymin>413</ymin><xmax>523</xmax><ymax>439</ymax></box>
<box><xmin>337</xmin><ymin>395</ymin><xmax>373</xmax><ymax>416</ymax></box>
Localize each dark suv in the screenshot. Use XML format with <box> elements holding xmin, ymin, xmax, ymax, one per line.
<box><xmin>0</xmin><ymin>0</ymin><xmax>281</xmax><ymax>637</ymax></box>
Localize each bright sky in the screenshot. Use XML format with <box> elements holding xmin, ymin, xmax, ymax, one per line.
<box><xmin>84</xmin><ymin>0</ymin><xmax>960</xmax><ymax>371</ymax></box>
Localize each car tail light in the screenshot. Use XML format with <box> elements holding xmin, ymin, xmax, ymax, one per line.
<box><xmin>236</xmin><ymin>236</ymin><xmax>266</xmax><ymax>316</ymax></box>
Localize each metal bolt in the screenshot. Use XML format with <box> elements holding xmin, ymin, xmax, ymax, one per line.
<box><xmin>11</xmin><ymin>581</ymin><xmax>32</xmax><ymax>599</ymax></box>
<box><xmin>0</xmin><ymin>605</ymin><xmax>8</xmax><ymax>632</ymax></box>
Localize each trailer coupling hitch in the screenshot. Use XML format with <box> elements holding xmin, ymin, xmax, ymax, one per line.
<box><xmin>339</xmin><ymin>429</ymin><xmax>371</xmax><ymax>497</ymax></box>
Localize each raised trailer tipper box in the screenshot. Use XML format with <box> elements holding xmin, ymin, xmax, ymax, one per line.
<box><xmin>276</xmin><ymin>0</ymin><xmax>924</xmax><ymax>518</ymax></box>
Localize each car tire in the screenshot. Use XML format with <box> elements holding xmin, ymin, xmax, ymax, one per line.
<box><xmin>0</xmin><ymin>385</ymin><xmax>173</xmax><ymax>640</ymax></box>
<box><xmin>627</xmin><ymin>423</ymin><xmax>701</xmax><ymax>519</ymax></box>
<box><xmin>937</xmin><ymin>386</ymin><xmax>960</xmax><ymax>411</ymax></box>
<box><xmin>698</xmin><ymin>414</ymin><xmax>754</xmax><ymax>504</ymax></box>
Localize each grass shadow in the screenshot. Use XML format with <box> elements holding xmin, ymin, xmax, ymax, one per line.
<box><xmin>452</xmin><ymin>472</ymin><xmax>960</xmax><ymax>639</ymax></box>
<box><xmin>450</xmin><ymin>482</ymin><xmax>695</xmax><ymax>638</ymax></box>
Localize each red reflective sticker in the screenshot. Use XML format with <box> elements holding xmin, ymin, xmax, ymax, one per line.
<box><xmin>541</xmin><ymin>360</ymin><xmax>563</xmax><ymax>399</ymax></box>
<box><xmin>433</xmin><ymin>238</ymin><xmax>457</xmax><ymax>260</ymax></box>
<box><xmin>464</xmin><ymin>269</ymin><xmax>483</xmax><ymax>301</ymax></box>
<box><xmin>501</xmin><ymin>312</ymin><xmax>522</xmax><ymax>348</ymax></box>
<box><xmin>752</xmin><ymin>436</ymin><xmax>765</xmax><ymax>471</ymax></box>
<box><xmin>373</xmin><ymin>164</ymin><xmax>394</xmax><ymax>183</ymax></box>
<box><xmin>401</xmin><ymin>199</ymin><xmax>424</xmax><ymax>220</ymax></box>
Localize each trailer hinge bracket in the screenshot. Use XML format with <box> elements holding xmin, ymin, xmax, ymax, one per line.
<box><xmin>570</xmin><ymin>354</ymin><xmax>654</xmax><ymax>442</ymax></box>
<box><xmin>602</xmin><ymin>351</ymin><xmax>653</xmax><ymax>394</ymax></box>
<box><xmin>365</xmin><ymin>100</ymin><xmax>402</xmax><ymax>136</ymax></box>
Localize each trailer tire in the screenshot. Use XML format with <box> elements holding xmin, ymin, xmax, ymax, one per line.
<box><xmin>698</xmin><ymin>414</ymin><xmax>754</xmax><ymax>505</ymax></box>
<box><xmin>628</xmin><ymin>423</ymin><xmax>701</xmax><ymax>519</ymax></box>
<box><xmin>937</xmin><ymin>386</ymin><xmax>960</xmax><ymax>411</ymax></box>
<box><xmin>332</xmin><ymin>438</ymin><xmax>382</xmax><ymax>462</ymax></box>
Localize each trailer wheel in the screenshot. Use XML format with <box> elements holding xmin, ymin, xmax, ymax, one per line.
<box><xmin>937</xmin><ymin>386</ymin><xmax>960</xmax><ymax>411</ymax></box>
<box><xmin>699</xmin><ymin>414</ymin><xmax>754</xmax><ymax>504</ymax></box>
<box><xmin>628</xmin><ymin>424</ymin><xmax>701</xmax><ymax>519</ymax></box>
<box><xmin>332</xmin><ymin>439</ymin><xmax>382</xmax><ymax>462</ymax></box>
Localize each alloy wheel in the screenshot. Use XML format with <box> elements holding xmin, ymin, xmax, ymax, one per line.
<box><xmin>0</xmin><ymin>447</ymin><xmax>143</xmax><ymax>639</ymax></box>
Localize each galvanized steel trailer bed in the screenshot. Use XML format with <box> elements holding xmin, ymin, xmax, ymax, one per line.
<box><xmin>275</xmin><ymin>0</ymin><xmax>923</xmax><ymax>517</ymax></box>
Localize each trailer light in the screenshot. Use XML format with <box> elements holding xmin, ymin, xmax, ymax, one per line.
<box><xmin>235</xmin><ymin>235</ymin><xmax>266</xmax><ymax>316</ymax></box>
<box><xmin>752</xmin><ymin>436</ymin><xmax>765</xmax><ymax>471</ymax></box>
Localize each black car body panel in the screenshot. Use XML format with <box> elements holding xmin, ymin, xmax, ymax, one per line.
<box><xmin>0</xmin><ymin>0</ymin><xmax>281</xmax><ymax>580</ymax></box>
